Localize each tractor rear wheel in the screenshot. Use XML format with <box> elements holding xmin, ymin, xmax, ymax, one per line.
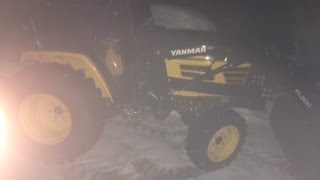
<box><xmin>270</xmin><ymin>95</ymin><xmax>320</xmax><ymax>180</ymax></box>
<box><xmin>6</xmin><ymin>64</ymin><xmax>110</xmax><ymax>162</ymax></box>
<box><xmin>184</xmin><ymin>107</ymin><xmax>246</xmax><ymax>171</ymax></box>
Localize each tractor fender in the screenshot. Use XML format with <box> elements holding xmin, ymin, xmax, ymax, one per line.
<box><xmin>21</xmin><ymin>51</ymin><xmax>113</xmax><ymax>102</ymax></box>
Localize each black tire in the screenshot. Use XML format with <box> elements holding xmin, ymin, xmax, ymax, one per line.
<box><xmin>270</xmin><ymin>95</ymin><xmax>320</xmax><ymax>180</ymax></box>
<box><xmin>6</xmin><ymin>64</ymin><xmax>110</xmax><ymax>162</ymax></box>
<box><xmin>184</xmin><ymin>107</ymin><xmax>246</xmax><ymax>171</ymax></box>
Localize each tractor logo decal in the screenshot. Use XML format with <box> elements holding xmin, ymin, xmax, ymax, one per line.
<box><xmin>170</xmin><ymin>46</ymin><xmax>207</xmax><ymax>56</ymax></box>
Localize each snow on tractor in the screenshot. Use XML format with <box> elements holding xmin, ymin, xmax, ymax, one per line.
<box><xmin>1</xmin><ymin>0</ymin><xmax>320</xmax><ymax>179</ymax></box>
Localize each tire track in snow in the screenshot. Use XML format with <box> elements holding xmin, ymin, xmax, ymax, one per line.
<box><xmin>62</xmin><ymin>156</ymin><xmax>202</xmax><ymax>180</ymax></box>
<box><xmin>60</xmin><ymin>114</ymin><xmax>202</xmax><ymax>180</ymax></box>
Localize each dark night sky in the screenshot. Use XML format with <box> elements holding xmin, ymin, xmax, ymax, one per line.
<box><xmin>2</xmin><ymin>0</ymin><xmax>319</xmax><ymax>34</ymax></box>
<box><xmin>1</xmin><ymin>0</ymin><xmax>320</xmax><ymax>59</ymax></box>
<box><xmin>153</xmin><ymin>0</ymin><xmax>318</xmax><ymax>33</ymax></box>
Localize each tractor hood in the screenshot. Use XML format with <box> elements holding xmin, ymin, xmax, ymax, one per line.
<box><xmin>141</xmin><ymin>29</ymin><xmax>233</xmax><ymax>59</ymax></box>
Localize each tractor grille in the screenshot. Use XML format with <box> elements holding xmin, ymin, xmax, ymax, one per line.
<box><xmin>180</xmin><ymin>65</ymin><xmax>251</xmax><ymax>84</ymax></box>
<box><xmin>223</xmin><ymin>67</ymin><xmax>251</xmax><ymax>85</ymax></box>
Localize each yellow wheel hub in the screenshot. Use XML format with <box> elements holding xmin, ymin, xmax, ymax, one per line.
<box><xmin>19</xmin><ymin>93</ymin><xmax>72</xmax><ymax>145</ymax></box>
<box><xmin>207</xmin><ymin>125</ymin><xmax>240</xmax><ymax>163</ymax></box>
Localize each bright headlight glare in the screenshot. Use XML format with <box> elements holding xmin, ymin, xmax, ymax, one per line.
<box><xmin>0</xmin><ymin>107</ymin><xmax>8</xmax><ymax>155</ymax></box>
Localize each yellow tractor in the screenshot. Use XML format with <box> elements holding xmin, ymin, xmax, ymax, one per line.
<box><xmin>3</xmin><ymin>0</ymin><xmax>317</xmax><ymax>178</ymax></box>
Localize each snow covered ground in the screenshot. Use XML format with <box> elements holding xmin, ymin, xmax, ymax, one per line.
<box><xmin>2</xmin><ymin>108</ymin><xmax>297</xmax><ymax>180</ymax></box>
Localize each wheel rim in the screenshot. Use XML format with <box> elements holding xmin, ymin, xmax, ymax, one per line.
<box><xmin>19</xmin><ymin>93</ymin><xmax>72</xmax><ymax>145</ymax></box>
<box><xmin>207</xmin><ymin>125</ymin><xmax>240</xmax><ymax>163</ymax></box>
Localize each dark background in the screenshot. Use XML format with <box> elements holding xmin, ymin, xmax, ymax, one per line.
<box><xmin>1</xmin><ymin>0</ymin><xmax>320</xmax><ymax>63</ymax></box>
<box><xmin>154</xmin><ymin>0</ymin><xmax>320</xmax><ymax>59</ymax></box>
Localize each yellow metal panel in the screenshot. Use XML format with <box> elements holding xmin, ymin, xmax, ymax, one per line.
<box><xmin>21</xmin><ymin>51</ymin><xmax>113</xmax><ymax>102</ymax></box>
<box><xmin>165</xmin><ymin>56</ymin><xmax>227</xmax><ymax>84</ymax></box>
<box><xmin>166</xmin><ymin>56</ymin><xmax>253</xmax><ymax>97</ymax></box>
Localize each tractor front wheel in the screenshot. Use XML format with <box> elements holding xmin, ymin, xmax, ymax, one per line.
<box><xmin>184</xmin><ymin>107</ymin><xmax>246</xmax><ymax>171</ymax></box>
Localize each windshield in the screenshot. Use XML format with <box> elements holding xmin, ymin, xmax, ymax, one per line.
<box><xmin>150</xmin><ymin>3</ymin><xmax>216</xmax><ymax>32</ymax></box>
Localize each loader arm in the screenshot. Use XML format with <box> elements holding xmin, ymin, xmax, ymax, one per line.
<box><xmin>267</xmin><ymin>60</ymin><xmax>318</xmax><ymax>111</ymax></box>
<box><xmin>248</xmin><ymin>50</ymin><xmax>317</xmax><ymax>111</ymax></box>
